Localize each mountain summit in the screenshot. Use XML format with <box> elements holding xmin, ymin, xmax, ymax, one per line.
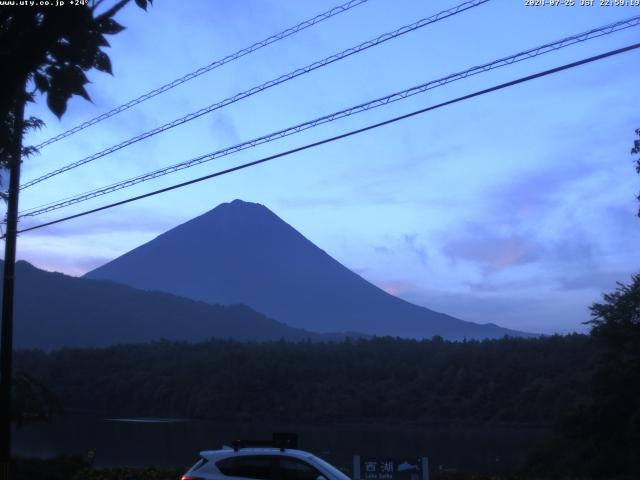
<box><xmin>86</xmin><ymin>199</ymin><xmax>528</xmax><ymax>339</ymax></box>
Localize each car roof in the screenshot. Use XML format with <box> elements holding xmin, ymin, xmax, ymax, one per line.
<box><xmin>200</xmin><ymin>448</ymin><xmax>315</xmax><ymax>461</ymax></box>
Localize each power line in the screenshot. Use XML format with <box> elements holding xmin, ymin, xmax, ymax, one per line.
<box><xmin>21</xmin><ymin>0</ymin><xmax>490</xmax><ymax>190</ymax></box>
<box><xmin>18</xmin><ymin>14</ymin><xmax>640</xmax><ymax>219</ymax></box>
<box><xmin>19</xmin><ymin>13</ymin><xmax>639</xmax><ymax>216</ymax></box>
<box><xmin>12</xmin><ymin>42</ymin><xmax>640</xmax><ymax>238</ymax></box>
<box><xmin>33</xmin><ymin>0</ymin><xmax>370</xmax><ymax>150</ymax></box>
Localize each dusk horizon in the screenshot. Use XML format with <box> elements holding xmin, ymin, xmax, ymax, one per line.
<box><xmin>14</xmin><ymin>190</ymin><xmax>637</xmax><ymax>336</ymax></box>
<box><xmin>19</xmin><ymin>188</ymin><xmax>631</xmax><ymax>335</ymax></box>
<box><xmin>3</xmin><ymin>1</ymin><xmax>640</xmax><ymax>478</ymax></box>
<box><xmin>7</xmin><ymin>1</ymin><xmax>638</xmax><ymax>337</ymax></box>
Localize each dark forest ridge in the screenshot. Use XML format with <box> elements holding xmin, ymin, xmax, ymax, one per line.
<box><xmin>0</xmin><ymin>260</ymin><xmax>353</xmax><ymax>350</ymax></box>
<box><xmin>86</xmin><ymin>199</ymin><xmax>531</xmax><ymax>340</ymax></box>
<box><xmin>15</xmin><ymin>335</ymin><xmax>592</xmax><ymax>423</ymax></box>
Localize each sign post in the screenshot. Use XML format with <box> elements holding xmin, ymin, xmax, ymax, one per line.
<box><xmin>421</xmin><ymin>457</ymin><xmax>429</xmax><ymax>480</ymax></box>
<box><xmin>354</xmin><ymin>457</ymin><xmax>429</xmax><ymax>480</ymax></box>
<box><xmin>353</xmin><ymin>455</ymin><xmax>360</xmax><ymax>480</ymax></box>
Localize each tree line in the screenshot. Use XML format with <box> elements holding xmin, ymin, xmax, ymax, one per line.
<box><xmin>15</xmin><ymin>334</ymin><xmax>594</xmax><ymax>425</ymax></box>
<box><xmin>12</xmin><ymin>272</ymin><xmax>640</xmax><ymax>479</ymax></box>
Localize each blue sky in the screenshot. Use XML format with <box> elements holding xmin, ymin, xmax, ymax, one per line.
<box><xmin>7</xmin><ymin>0</ymin><xmax>640</xmax><ymax>334</ymax></box>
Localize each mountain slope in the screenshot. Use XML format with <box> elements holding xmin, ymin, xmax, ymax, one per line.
<box><xmin>86</xmin><ymin>200</ymin><xmax>529</xmax><ymax>339</ymax></box>
<box><xmin>1</xmin><ymin>260</ymin><xmax>346</xmax><ymax>350</ymax></box>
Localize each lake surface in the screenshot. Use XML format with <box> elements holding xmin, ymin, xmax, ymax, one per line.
<box><xmin>13</xmin><ymin>414</ymin><xmax>549</xmax><ymax>474</ymax></box>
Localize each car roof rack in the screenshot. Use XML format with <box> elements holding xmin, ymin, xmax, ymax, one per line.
<box><xmin>231</xmin><ymin>433</ymin><xmax>298</xmax><ymax>452</ymax></box>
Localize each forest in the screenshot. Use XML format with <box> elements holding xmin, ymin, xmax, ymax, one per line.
<box><xmin>11</xmin><ymin>274</ymin><xmax>640</xmax><ymax>479</ymax></box>
<box><xmin>14</xmin><ymin>334</ymin><xmax>593</xmax><ymax>425</ymax></box>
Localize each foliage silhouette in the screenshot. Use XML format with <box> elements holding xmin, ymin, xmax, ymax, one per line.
<box><xmin>0</xmin><ymin>0</ymin><xmax>152</xmax><ymax>440</ymax></box>
<box><xmin>528</xmin><ymin>131</ymin><xmax>640</xmax><ymax>479</ymax></box>
<box><xmin>632</xmin><ymin>128</ymin><xmax>640</xmax><ymax>217</ymax></box>
<box><xmin>16</xmin><ymin>335</ymin><xmax>594</xmax><ymax>425</ymax></box>
<box><xmin>1</xmin><ymin>0</ymin><xmax>152</xmax><ymax>132</ymax></box>
<box><xmin>11</xmin><ymin>371</ymin><xmax>61</xmax><ymax>426</ymax></box>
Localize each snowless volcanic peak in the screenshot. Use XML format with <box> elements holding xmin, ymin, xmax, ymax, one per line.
<box><xmin>86</xmin><ymin>199</ymin><xmax>531</xmax><ymax>340</ymax></box>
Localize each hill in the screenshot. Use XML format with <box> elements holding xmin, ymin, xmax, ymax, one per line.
<box><xmin>0</xmin><ymin>260</ymin><xmax>347</xmax><ymax>350</ymax></box>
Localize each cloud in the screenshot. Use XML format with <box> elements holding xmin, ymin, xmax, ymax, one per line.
<box><xmin>18</xmin><ymin>205</ymin><xmax>176</xmax><ymax>238</ymax></box>
<box><xmin>370</xmin><ymin>233</ymin><xmax>429</xmax><ymax>264</ymax></box>
<box><xmin>435</xmin><ymin>152</ymin><xmax>637</xmax><ymax>278</ymax></box>
<box><xmin>379</xmin><ymin>280</ymin><xmax>417</xmax><ymax>297</ymax></box>
<box><xmin>403</xmin><ymin>233</ymin><xmax>427</xmax><ymax>266</ymax></box>
<box><xmin>314</xmin><ymin>151</ymin><xmax>452</xmax><ymax>206</ymax></box>
<box><xmin>464</xmin><ymin>277</ymin><xmax>546</xmax><ymax>293</ymax></box>
<box><xmin>462</xmin><ymin>269</ymin><xmax>630</xmax><ymax>296</ymax></box>
<box><xmin>544</xmin><ymin>231</ymin><xmax>599</xmax><ymax>268</ymax></box>
<box><xmin>13</xmin><ymin>205</ymin><xmax>183</xmax><ymax>276</ymax></box>
<box><xmin>441</xmin><ymin>226</ymin><xmax>536</xmax><ymax>274</ymax></box>
<box><xmin>211</xmin><ymin>113</ymin><xmax>241</xmax><ymax>146</ymax></box>
<box><xmin>555</xmin><ymin>271</ymin><xmax>635</xmax><ymax>293</ymax></box>
<box><xmin>400</xmin><ymin>287</ymin><xmax>591</xmax><ymax>335</ymax></box>
<box><xmin>490</xmin><ymin>161</ymin><xmax>603</xmax><ymax>225</ymax></box>
<box><xmin>278</xmin><ymin>197</ymin><xmax>346</xmax><ymax>208</ymax></box>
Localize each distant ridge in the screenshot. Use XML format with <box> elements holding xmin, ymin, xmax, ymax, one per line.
<box><xmin>0</xmin><ymin>260</ymin><xmax>353</xmax><ymax>350</ymax></box>
<box><xmin>86</xmin><ymin>199</ymin><xmax>531</xmax><ymax>340</ymax></box>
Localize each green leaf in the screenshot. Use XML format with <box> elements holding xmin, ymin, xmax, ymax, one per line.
<box><xmin>33</xmin><ymin>72</ymin><xmax>49</xmax><ymax>92</ymax></box>
<box><xmin>135</xmin><ymin>0</ymin><xmax>147</xmax><ymax>10</ymax></box>
<box><xmin>96</xmin><ymin>34</ymin><xmax>110</xmax><ymax>48</ymax></box>
<box><xmin>99</xmin><ymin>18</ymin><xmax>125</xmax><ymax>35</ymax></box>
<box><xmin>50</xmin><ymin>65</ymin><xmax>88</xmax><ymax>94</ymax></box>
<box><xmin>49</xmin><ymin>41</ymin><xmax>73</xmax><ymax>63</ymax></box>
<box><xmin>60</xmin><ymin>66</ymin><xmax>92</xmax><ymax>102</ymax></box>
<box><xmin>69</xmin><ymin>83</ymin><xmax>91</xmax><ymax>102</ymax></box>
<box><xmin>22</xmin><ymin>146</ymin><xmax>39</xmax><ymax>158</ymax></box>
<box><xmin>47</xmin><ymin>90</ymin><xmax>68</xmax><ymax>118</ymax></box>
<box><xmin>94</xmin><ymin>50</ymin><xmax>112</xmax><ymax>75</ymax></box>
<box><xmin>23</xmin><ymin>116</ymin><xmax>45</xmax><ymax>132</ymax></box>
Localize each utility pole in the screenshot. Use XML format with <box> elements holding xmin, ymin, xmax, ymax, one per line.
<box><xmin>0</xmin><ymin>88</ymin><xmax>25</xmax><ymax>480</ymax></box>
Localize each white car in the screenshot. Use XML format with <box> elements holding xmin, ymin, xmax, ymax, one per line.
<box><xmin>181</xmin><ymin>444</ymin><xmax>351</xmax><ymax>480</ymax></box>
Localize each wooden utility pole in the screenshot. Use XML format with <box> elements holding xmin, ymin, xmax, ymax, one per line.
<box><xmin>0</xmin><ymin>89</ymin><xmax>25</xmax><ymax>480</ymax></box>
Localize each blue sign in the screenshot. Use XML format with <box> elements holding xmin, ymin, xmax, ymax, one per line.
<box><xmin>360</xmin><ymin>458</ymin><xmax>424</xmax><ymax>480</ymax></box>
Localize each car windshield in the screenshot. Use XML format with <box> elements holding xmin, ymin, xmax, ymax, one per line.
<box><xmin>311</xmin><ymin>456</ymin><xmax>350</xmax><ymax>480</ymax></box>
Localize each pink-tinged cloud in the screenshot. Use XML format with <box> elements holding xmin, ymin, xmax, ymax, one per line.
<box><xmin>380</xmin><ymin>281</ymin><xmax>415</xmax><ymax>297</ymax></box>
<box><xmin>442</xmin><ymin>234</ymin><xmax>535</xmax><ymax>274</ymax></box>
<box><xmin>490</xmin><ymin>239</ymin><xmax>530</xmax><ymax>270</ymax></box>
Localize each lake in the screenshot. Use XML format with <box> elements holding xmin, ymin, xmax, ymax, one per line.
<box><xmin>13</xmin><ymin>414</ymin><xmax>549</xmax><ymax>475</ymax></box>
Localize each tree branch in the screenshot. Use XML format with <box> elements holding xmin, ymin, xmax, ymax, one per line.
<box><xmin>96</xmin><ymin>0</ymin><xmax>130</xmax><ymax>21</ymax></box>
